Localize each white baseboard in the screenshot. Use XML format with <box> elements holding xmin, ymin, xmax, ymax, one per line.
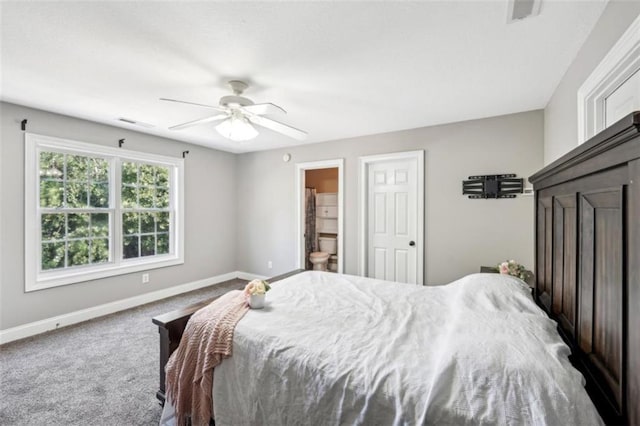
<box><xmin>0</xmin><ymin>270</ymin><xmax>258</xmax><ymax>345</ymax></box>
<box><xmin>236</xmin><ymin>271</ymin><xmax>269</xmax><ymax>281</ymax></box>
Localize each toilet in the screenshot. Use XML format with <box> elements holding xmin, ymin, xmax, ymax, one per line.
<box><xmin>309</xmin><ymin>252</ymin><xmax>330</xmax><ymax>270</ymax></box>
<box><xmin>309</xmin><ymin>236</ymin><xmax>337</xmax><ymax>271</ymax></box>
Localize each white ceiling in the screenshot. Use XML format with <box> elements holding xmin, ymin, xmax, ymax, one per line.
<box><xmin>1</xmin><ymin>1</ymin><xmax>608</xmax><ymax>154</ymax></box>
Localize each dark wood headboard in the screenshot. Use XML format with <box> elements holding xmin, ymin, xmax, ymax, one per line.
<box><xmin>529</xmin><ymin>111</ymin><xmax>640</xmax><ymax>425</ymax></box>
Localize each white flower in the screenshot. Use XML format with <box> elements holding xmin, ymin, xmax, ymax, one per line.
<box><xmin>497</xmin><ymin>260</ymin><xmax>529</xmax><ymax>281</ymax></box>
<box><xmin>245</xmin><ymin>279</ymin><xmax>271</xmax><ymax>296</ymax></box>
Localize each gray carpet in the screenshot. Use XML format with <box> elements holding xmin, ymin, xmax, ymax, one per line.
<box><xmin>0</xmin><ymin>279</ymin><xmax>245</xmax><ymax>426</ymax></box>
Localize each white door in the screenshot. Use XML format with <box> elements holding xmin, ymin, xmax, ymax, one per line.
<box><xmin>363</xmin><ymin>152</ymin><xmax>423</xmax><ymax>284</ymax></box>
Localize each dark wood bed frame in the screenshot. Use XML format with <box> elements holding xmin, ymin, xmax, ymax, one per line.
<box><xmin>152</xmin><ymin>111</ymin><xmax>639</xmax><ymax>425</ymax></box>
<box><xmin>529</xmin><ymin>111</ymin><xmax>639</xmax><ymax>425</ymax></box>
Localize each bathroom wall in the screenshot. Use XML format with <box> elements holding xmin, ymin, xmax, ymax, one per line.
<box><xmin>306</xmin><ymin>168</ymin><xmax>338</xmax><ymax>193</ymax></box>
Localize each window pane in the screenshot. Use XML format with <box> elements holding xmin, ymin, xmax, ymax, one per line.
<box><xmin>139</xmin><ymin>164</ymin><xmax>155</xmax><ymax>186</ymax></box>
<box><xmin>122</xmin><ymin>212</ymin><xmax>139</xmax><ymax>236</ymax></box>
<box><xmin>68</xmin><ymin>214</ymin><xmax>90</xmax><ymax>238</ymax></box>
<box><xmin>66</xmin><ymin>181</ymin><xmax>88</xmax><ymax>207</ymax></box>
<box><xmin>141</xmin><ymin>235</ymin><xmax>155</xmax><ymax>257</ymax></box>
<box><xmin>91</xmin><ymin>213</ymin><xmax>109</xmax><ymax>237</ymax></box>
<box><xmin>40</xmin><ymin>180</ymin><xmax>64</xmax><ymax>207</ymax></box>
<box><xmin>67</xmin><ymin>155</ymin><xmax>88</xmax><ymax>181</ymax></box>
<box><xmin>41</xmin><ymin>213</ymin><xmax>65</xmax><ymax>241</ymax></box>
<box><xmin>140</xmin><ymin>213</ymin><xmax>155</xmax><ymax>233</ymax></box>
<box><xmin>39</xmin><ymin>152</ymin><xmax>64</xmax><ymax>179</ymax></box>
<box><xmin>123</xmin><ymin>236</ymin><xmax>139</xmax><ymax>259</ymax></box>
<box><xmin>90</xmin><ymin>238</ymin><xmax>109</xmax><ymax>264</ymax></box>
<box><xmin>89</xmin><ymin>158</ymin><xmax>109</xmax><ymax>182</ymax></box>
<box><xmin>122</xmin><ymin>162</ymin><xmax>137</xmax><ymax>185</ymax></box>
<box><xmin>156</xmin><ymin>187</ymin><xmax>169</xmax><ymax>208</ymax></box>
<box><xmin>68</xmin><ymin>240</ymin><xmax>90</xmax><ymax>266</ymax></box>
<box><xmin>139</xmin><ymin>186</ymin><xmax>154</xmax><ymax>208</ymax></box>
<box><xmin>157</xmin><ymin>212</ymin><xmax>170</xmax><ymax>232</ymax></box>
<box><xmin>42</xmin><ymin>241</ymin><xmax>66</xmax><ymax>270</ymax></box>
<box><xmin>157</xmin><ymin>233</ymin><xmax>169</xmax><ymax>255</ymax></box>
<box><xmin>122</xmin><ymin>185</ymin><xmax>137</xmax><ymax>208</ymax></box>
<box><xmin>156</xmin><ymin>167</ymin><xmax>169</xmax><ymax>187</ymax></box>
<box><xmin>89</xmin><ymin>183</ymin><xmax>109</xmax><ymax>207</ymax></box>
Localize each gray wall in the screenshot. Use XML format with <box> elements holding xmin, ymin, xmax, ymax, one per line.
<box><xmin>0</xmin><ymin>103</ymin><xmax>544</xmax><ymax>330</ymax></box>
<box><xmin>544</xmin><ymin>0</ymin><xmax>640</xmax><ymax>165</ymax></box>
<box><xmin>236</xmin><ymin>110</ymin><xmax>544</xmax><ymax>285</ymax></box>
<box><xmin>0</xmin><ymin>102</ymin><xmax>238</xmax><ymax>329</ymax></box>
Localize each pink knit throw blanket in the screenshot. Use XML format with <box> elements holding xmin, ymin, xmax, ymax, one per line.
<box><xmin>165</xmin><ymin>290</ymin><xmax>249</xmax><ymax>426</ymax></box>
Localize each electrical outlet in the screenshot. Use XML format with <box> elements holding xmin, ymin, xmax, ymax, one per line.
<box><xmin>268</xmin><ymin>261</ymin><xmax>273</xmax><ymax>269</ymax></box>
<box><xmin>142</xmin><ymin>273</ymin><xmax>150</xmax><ymax>284</ymax></box>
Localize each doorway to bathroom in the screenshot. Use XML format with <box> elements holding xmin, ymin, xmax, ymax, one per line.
<box><xmin>295</xmin><ymin>159</ymin><xmax>344</xmax><ymax>273</ymax></box>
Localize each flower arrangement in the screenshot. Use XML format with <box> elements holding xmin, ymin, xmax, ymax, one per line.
<box><xmin>244</xmin><ymin>279</ymin><xmax>271</xmax><ymax>296</ymax></box>
<box><xmin>498</xmin><ymin>260</ymin><xmax>530</xmax><ymax>281</ymax></box>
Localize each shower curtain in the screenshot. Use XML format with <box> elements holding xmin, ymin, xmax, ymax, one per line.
<box><xmin>305</xmin><ymin>188</ymin><xmax>317</xmax><ymax>270</ymax></box>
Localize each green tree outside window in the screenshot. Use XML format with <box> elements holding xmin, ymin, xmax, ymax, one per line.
<box><xmin>121</xmin><ymin>162</ymin><xmax>171</xmax><ymax>260</ymax></box>
<box><xmin>39</xmin><ymin>152</ymin><xmax>111</xmax><ymax>270</ymax></box>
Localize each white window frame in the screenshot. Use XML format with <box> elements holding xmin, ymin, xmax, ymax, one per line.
<box><xmin>578</xmin><ymin>13</ymin><xmax>640</xmax><ymax>143</ymax></box>
<box><xmin>25</xmin><ymin>133</ymin><xmax>184</xmax><ymax>292</ymax></box>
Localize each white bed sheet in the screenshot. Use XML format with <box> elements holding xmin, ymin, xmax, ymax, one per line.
<box><xmin>161</xmin><ymin>271</ymin><xmax>602</xmax><ymax>426</ymax></box>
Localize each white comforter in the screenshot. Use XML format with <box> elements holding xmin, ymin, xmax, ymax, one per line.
<box><xmin>210</xmin><ymin>271</ymin><xmax>601</xmax><ymax>426</ymax></box>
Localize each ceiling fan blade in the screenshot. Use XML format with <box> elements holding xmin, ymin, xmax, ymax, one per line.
<box><xmin>241</xmin><ymin>103</ymin><xmax>287</xmax><ymax>115</ymax></box>
<box><xmin>248</xmin><ymin>114</ymin><xmax>308</xmax><ymax>141</ymax></box>
<box><xmin>160</xmin><ymin>97</ymin><xmax>226</xmax><ymax>112</ymax></box>
<box><xmin>169</xmin><ymin>114</ymin><xmax>228</xmax><ymax>131</ymax></box>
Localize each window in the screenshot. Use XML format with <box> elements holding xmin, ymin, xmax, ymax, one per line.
<box><xmin>578</xmin><ymin>13</ymin><xmax>640</xmax><ymax>143</ymax></box>
<box><xmin>25</xmin><ymin>134</ymin><xmax>184</xmax><ymax>291</ymax></box>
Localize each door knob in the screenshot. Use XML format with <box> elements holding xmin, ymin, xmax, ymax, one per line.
<box><xmin>409</xmin><ymin>241</ymin><xmax>415</xmax><ymax>246</ymax></box>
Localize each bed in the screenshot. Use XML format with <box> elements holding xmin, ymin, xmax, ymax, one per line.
<box><xmin>153</xmin><ymin>111</ymin><xmax>640</xmax><ymax>425</ymax></box>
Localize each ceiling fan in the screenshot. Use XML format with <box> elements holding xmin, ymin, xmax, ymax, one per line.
<box><xmin>161</xmin><ymin>80</ymin><xmax>307</xmax><ymax>142</ymax></box>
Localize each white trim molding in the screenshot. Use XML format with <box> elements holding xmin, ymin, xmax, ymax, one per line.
<box><xmin>358</xmin><ymin>150</ymin><xmax>424</xmax><ymax>285</ymax></box>
<box><xmin>294</xmin><ymin>159</ymin><xmax>345</xmax><ymax>273</ymax></box>
<box><xmin>578</xmin><ymin>13</ymin><xmax>640</xmax><ymax>143</ymax></box>
<box><xmin>0</xmin><ymin>271</ymin><xmax>264</xmax><ymax>345</ymax></box>
<box><xmin>236</xmin><ymin>271</ymin><xmax>269</xmax><ymax>281</ymax></box>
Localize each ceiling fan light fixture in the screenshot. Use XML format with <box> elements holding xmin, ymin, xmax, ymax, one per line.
<box><xmin>215</xmin><ymin>115</ymin><xmax>259</xmax><ymax>141</ymax></box>
<box><xmin>163</xmin><ymin>80</ymin><xmax>306</xmax><ymax>141</ymax></box>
